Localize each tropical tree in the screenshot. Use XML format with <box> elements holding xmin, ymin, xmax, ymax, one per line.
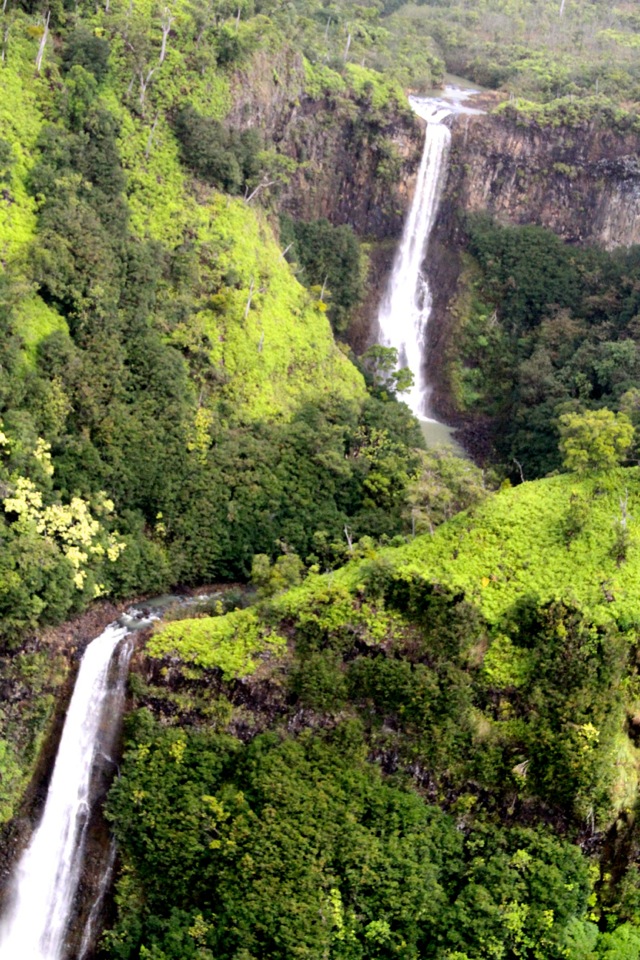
<box><xmin>558</xmin><ymin>409</ymin><xmax>634</xmax><ymax>473</ymax></box>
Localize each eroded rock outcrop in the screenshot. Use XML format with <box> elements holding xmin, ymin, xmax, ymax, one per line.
<box><xmin>227</xmin><ymin>49</ymin><xmax>424</xmax><ymax>241</ymax></box>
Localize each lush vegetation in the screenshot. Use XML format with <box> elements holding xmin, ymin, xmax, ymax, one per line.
<box><xmin>448</xmin><ymin>216</ymin><xmax>640</xmax><ymax>478</ymax></box>
<box><xmin>0</xmin><ymin>0</ymin><xmax>443</xmax><ymax>829</ymax></box>
<box><xmin>279</xmin><ymin>215</ymin><xmax>366</xmax><ymax>335</ymax></box>
<box><xmin>275</xmin><ymin>0</ymin><xmax>640</xmax><ymax>126</ymax></box>
<box><xmin>2</xmin><ymin>1</ymin><xmax>640</xmax><ymax>956</ymax></box>
<box><xmin>108</xmin><ymin>465</ymin><xmax>640</xmax><ymax>958</ymax></box>
<box><xmin>0</xmin><ymin>0</ymin><xmax>443</xmax><ymax>649</ymax></box>
<box><xmin>106</xmin><ymin>716</ymin><xmax>599</xmax><ymax>960</ymax></box>
<box><xmin>386</xmin><ymin>0</ymin><xmax>640</xmax><ymax>128</ymax></box>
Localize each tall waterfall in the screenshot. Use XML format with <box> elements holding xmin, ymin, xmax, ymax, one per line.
<box><xmin>0</xmin><ymin>620</ymin><xmax>135</xmax><ymax>960</ymax></box>
<box><xmin>376</xmin><ymin>98</ymin><xmax>452</xmax><ymax>419</ymax></box>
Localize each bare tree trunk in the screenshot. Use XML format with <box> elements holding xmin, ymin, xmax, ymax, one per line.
<box><xmin>243</xmin><ymin>278</ymin><xmax>255</xmax><ymax>320</ymax></box>
<box><xmin>139</xmin><ymin>66</ymin><xmax>155</xmax><ymax>107</ymax></box>
<box><xmin>559</xmin><ymin>0</ymin><xmax>566</xmax><ymax>16</ymax></box>
<box><xmin>344</xmin><ymin>526</ymin><xmax>354</xmax><ymax>553</ymax></box>
<box><xmin>620</xmin><ymin>490</ymin><xmax>629</xmax><ymax>528</ymax></box>
<box><xmin>159</xmin><ymin>7</ymin><xmax>174</xmax><ymax>64</ymax></box>
<box><xmin>235</xmin><ymin>5</ymin><xmax>240</xmax><ymax>32</ymax></box>
<box><xmin>1</xmin><ymin>23</ymin><xmax>9</xmax><ymax>63</ymax></box>
<box><xmin>513</xmin><ymin>458</ymin><xmax>525</xmax><ymax>484</ymax></box>
<box><xmin>279</xmin><ymin>242</ymin><xmax>294</xmax><ymax>261</ymax></box>
<box><xmin>320</xmin><ymin>275</ymin><xmax>329</xmax><ymax>302</ymax></box>
<box><xmin>122</xmin><ymin>0</ymin><xmax>134</xmax><ymax>39</ymax></box>
<box><xmin>35</xmin><ymin>8</ymin><xmax>50</xmax><ymax>75</ymax></box>
<box><xmin>343</xmin><ymin>30</ymin><xmax>351</xmax><ymax>62</ymax></box>
<box><xmin>145</xmin><ymin>115</ymin><xmax>159</xmax><ymax>158</ymax></box>
<box><xmin>2</xmin><ymin>0</ymin><xmax>9</xmax><ymax>16</ymax></box>
<box><xmin>244</xmin><ymin>176</ymin><xmax>278</xmax><ymax>204</ymax></box>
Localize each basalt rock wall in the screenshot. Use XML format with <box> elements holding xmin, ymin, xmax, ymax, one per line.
<box><xmin>444</xmin><ymin>111</ymin><xmax>640</xmax><ymax>248</ymax></box>
<box><xmin>227</xmin><ymin>49</ymin><xmax>424</xmax><ymax>241</ymax></box>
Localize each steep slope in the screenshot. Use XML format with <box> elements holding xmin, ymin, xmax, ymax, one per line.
<box><xmin>106</xmin><ymin>467</ymin><xmax>640</xmax><ymax>958</ymax></box>
<box><xmin>0</xmin><ymin>34</ymin><xmax>364</xmax><ymax>417</ymax></box>
<box><xmin>147</xmin><ymin>467</ymin><xmax>640</xmax><ymax>835</ymax></box>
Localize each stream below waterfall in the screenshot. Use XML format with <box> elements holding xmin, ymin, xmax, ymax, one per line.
<box><xmin>0</xmin><ymin>595</ymin><xmax>186</xmax><ymax>960</ymax></box>
<box><xmin>376</xmin><ymin>85</ymin><xmax>483</xmax><ymax>454</ymax></box>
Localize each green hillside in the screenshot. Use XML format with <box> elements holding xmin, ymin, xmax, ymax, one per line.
<box><xmin>0</xmin><ymin>0</ymin><xmax>429</xmax><ymax>830</ymax></box>
<box><xmin>112</xmin><ymin>468</ymin><xmax>640</xmax><ymax>959</ymax></box>
<box><xmin>346</xmin><ymin>468</ymin><xmax>640</xmax><ymax>627</ymax></box>
<box><xmin>153</xmin><ymin>468</ymin><xmax>640</xmax><ymax>670</ymax></box>
<box><xmin>0</xmin><ymin>0</ymin><xmax>430</xmax><ymax>648</ymax></box>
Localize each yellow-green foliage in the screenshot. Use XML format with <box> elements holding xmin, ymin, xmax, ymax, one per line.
<box><xmin>108</xmin><ymin>100</ymin><xmax>197</xmax><ymax>246</ymax></box>
<box><xmin>150</xmin><ymin>579</ymin><xmax>406</xmax><ymax>676</ymax></box>
<box><xmin>344</xmin><ymin>63</ymin><xmax>405</xmax><ymax>111</ymax></box>
<box><xmin>0</xmin><ymin>27</ymin><xmax>69</xmax><ymax>363</ymax></box>
<box><xmin>270</xmin><ymin>577</ymin><xmax>406</xmax><ymax>646</ymax></box>
<box><xmin>340</xmin><ymin>469</ymin><xmax>640</xmax><ymax>627</ymax></box>
<box><xmin>1</xmin><ymin>15</ymin><xmax>364</xmax><ymax>416</ymax></box>
<box><xmin>303</xmin><ymin>58</ymin><xmax>346</xmax><ymax>99</ymax></box>
<box><xmin>598</xmin><ymin>29</ymin><xmax>640</xmax><ymax>50</ymax></box>
<box><xmin>13</xmin><ymin>295</ymin><xmax>68</xmax><ymax>364</ymax></box>
<box><xmin>149</xmin><ymin>608</ymin><xmax>286</xmax><ymax>679</ymax></box>
<box><xmin>0</xmin><ymin>42</ymin><xmax>44</xmax><ymax>263</ymax></box>
<box><xmin>1</xmin><ymin>431</ymin><xmax>125</xmax><ymax>596</ymax></box>
<box><xmin>159</xmin><ymin>471</ymin><xmax>640</xmax><ymax>680</ymax></box>
<box><xmin>192</xmin><ymin>196</ymin><xmax>365</xmax><ymax>419</ymax></box>
<box><xmin>101</xmin><ymin>0</ymin><xmax>231</xmax><ymax>245</ymax></box>
<box><xmin>211</xmin><ymin>470</ymin><xmax>640</xmax><ymax>632</ymax></box>
<box><xmin>95</xmin><ymin>14</ymin><xmax>364</xmax><ymax>419</ymax></box>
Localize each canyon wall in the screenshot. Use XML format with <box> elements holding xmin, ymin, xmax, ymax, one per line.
<box><xmin>226</xmin><ymin>50</ymin><xmax>424</xmax><ymax>349</ymax></box>
<box><xmin>445</xmin><ymin>110</ymin><xmax>640</xmax><ymax>248</ymax></box>
<box><xmin>227</xmin><ymin>49</ymin><xmax>424</xmax><ymax>241</ymax></box>
<box><xmin>427</xmin><ymin>109</ymin><xmax>640</xmax><ymax>421</ymax></box>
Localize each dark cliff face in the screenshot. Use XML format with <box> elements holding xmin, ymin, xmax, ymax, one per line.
<box><xmin>426</xmin><ymin>111</ymin><xmax>640</xmax><ymax>428</ymax></box>
<box><xmin>227</xmin><ymin>49</ymin><xmax>424</xmax><ymax>241</ymax></box>
<box><xmin>444</xmin><ymin>112</ymin><xmax>640</xmax><ymax>248</ymax></box>
<box><xmin>226</xmin><ymin>49</ymin><xmax>424</xmax><ymax>352</ymax></box>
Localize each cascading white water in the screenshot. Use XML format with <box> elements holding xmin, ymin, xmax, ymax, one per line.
<box><xmin>376</xmin><ymin>98</ymin><xmax>453</xmax><ymax>419</ymax></box>
<box><xmin>0</xmin><ymin>621</ymin><xmax>133</xmax><ymax>960</ymax></box>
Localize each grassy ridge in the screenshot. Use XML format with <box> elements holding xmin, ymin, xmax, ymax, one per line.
<box><xmin>358</xmin><ymin>469</ymin><xmax>640</xmax><ymax>627</ymax></box>
<box><xmin>153</xmin><ymin>468</ymin><xmax>640</xmax><ymax>675</ymax></box>
<box><xmin>127</xmin><ymin>469</ymin><xmax>640</xmax><ymax>957</ymax></box>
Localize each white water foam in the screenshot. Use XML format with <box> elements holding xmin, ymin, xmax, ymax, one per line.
<box><xmin>376</xmin><ymin>87</ymin><xmax>482</xmax><ymax>422</ymax></box>
<box><xmin>0</xmin><ymin>622</ymin><xmax>133</xmax><ymax>960</ymax></box>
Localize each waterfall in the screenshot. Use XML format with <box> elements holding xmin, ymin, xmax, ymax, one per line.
<box><xmin>0</xmin><ymin>620</ymin><xmax>137</xmax><ymax>960</ymax></box>
<box><xmin>376</xmin><ymin>98</ymin><xmax>453</xmax><ymax>419</ymax></box>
